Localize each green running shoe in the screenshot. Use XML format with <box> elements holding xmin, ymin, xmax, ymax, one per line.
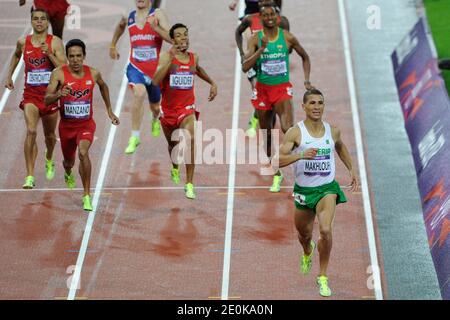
<box><xmin>64</xmin><ymin>172</ymin><xmax>76</xmax><ymax>189</ymax></box>
<box><xmin>125</xmin><ymin>136</ymin><xmax>141</xmax><ymax>154</ymax></box>
<box><xmin>171</xmin><ymin>167</ymin><xmax>180</xmax><ymax>185</ymax></box>
<box><xmin>22</xmin><ymin>175</ymin><xmax>35</xmax><ymax>189</ymax></box>
<box><xmin>151</xmin><ymin>118</ymin><xmax>161</xmax><ymax>137</ymax></box>
<box><xmin>185</xmin><ymin>183</ymin><xmax>196</xmax><ymax>199</ymax></box>
<box><xmin>246</xmin><ymin>113</ymin><xmax>258</xmax><ymax>138</ymax></box>
<box><xmin>316</xmin><ymin>275</ymin><xmax>332</xmax><ymax>297</ymax></box>
<box><xmin>301</xmin><ymin>240</ymin><xmax>316</xmax><ymax>275</ymax></box>
<box><xmin>269</xmin><ymin>173</ymin><xmax>283</xmax><ymax>193</ymax></box>
<box><xmin>83</xmin><ymin>195</ymin><xmax>93</xmax><ymax>211</ymax></box>
<box><xmin>45</xmin><ymin>151</ymin><xmax>55</xmax><ymax>181</ymax></box>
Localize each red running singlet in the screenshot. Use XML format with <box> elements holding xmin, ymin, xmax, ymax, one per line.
<box><xmin>59</xmin><ymin>65</ymin><xmax>95</xmax><ymax>124</ymax></box>
<box><xmin>161</xmin><ymin>52</ymin><xmax>196</xmax><ymax>110</ymax></box>
<box><xmin>23</xmin><ymin>34</ymin><xmax>55</xmax><ymax>98</ymax></box>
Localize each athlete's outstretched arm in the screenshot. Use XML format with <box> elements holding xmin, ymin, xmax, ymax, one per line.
<box><xmin>195</xmin><ymin>54</ymin><xmax>217</xmax><ymax>101</ymax></box>
<box><xmin>92</xmin><ymin>68</ymin><xmax>120</xmax><ymax>125</ymax></box>
<box><xmin>4</xmin><ymin>38</ymin><xmax>24</xmax><ymax>90</ymax></box>
<box><xmin>285</xmin><ymin>31</ymin><xmax>313</xmax><ymax>89</ymax></box>
<box><xmin>235</xmin><ymin>17</ymin><xmax>251</xmax><ymax>60</ymax></box>
<box><xmin>109</xmin><ymin>16</ymin><xmax>127</xmax><ymax>60</ymax></box>
<box><xmin>332</xmin><ymin>126</ymin><xmax>359</xmax><ymax>192</ymax></box>
<box><xmin>45</xmin><ymin>68</ymin><xmax>68</xmax><ymax>106</ymax></box>
<box><xmin>242</xmin><ymin>34</ymin><xmax>267</xmax><ymax>72</ymax></box>
<box><xmin>152</xmin><ymin>51</ymin><xmax>174</xmax><ymax>86</ymax></box>
<box><xmin>273</xmin><ymin>126</ymin><xmax>317</xmax><ymax>169</ymax></box>
<box><xmin>154</xmin><ymin>9</ymin><xmax>172</xmax><ymax>44</ymax></box>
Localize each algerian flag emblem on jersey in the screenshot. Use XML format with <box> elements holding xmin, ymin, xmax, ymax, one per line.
<box><xmin>326</xmin><ymin>139</ymin><xmax>330</xmax><ymax>144</ymax></box>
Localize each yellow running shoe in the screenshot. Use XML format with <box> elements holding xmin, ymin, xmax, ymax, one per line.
<box><xmin>246</xmin><ymin>113</ymin><xmax>258</xmax><ymax>138</ymax></box>
<box><xmin>316</xmin><ymin>275</ymin><xmax>332</xmax><ymax>297</ymax></box>
<box><xmin>83</xmin><ymin>195</ymin><xmax>93</xmax><ymax>211</ymax></box>
<box><xmin>185</xmin><ymin>183</ymin><xmax>196</xmax><ymax>199</ymax></box>
<box><xmin>269</xmin><ymin>173</ymin><xmax>283</xmax><ymax>192</ymax></box>
<box><xmin>125</xmin><ymin>136</ymin><xmax>141</xmax><ymax>154</ymax></box>
<box><xmin>22</xmin><ymin>175</ymin><xmax>35</xmax><ymax>189</ymax></box>
<box><xmin>301</xmin><ymin>240</ymin><xmax>316</xmax><ymax>275</ymax></box>
<box><xmin>151</xmin><ymin>118</ymin><xmax>161</xmax><ymax>137</ymax></box>
<box><xmin>171</xmin><ymin>167</ymin><xmax>180</xmax><ymax>185</ymax></box>
<box><xmin>64</xmin><ymin>172</ymin><xmax>76</xmax><ymax>189</ymax></box>
<box><xmin>45</xmin><ymin>151</ymin><xmax>55</xmax><ymax>181</ymax></box>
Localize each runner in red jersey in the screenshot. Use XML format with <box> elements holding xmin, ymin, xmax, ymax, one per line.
<box><xmin>110</xmin><ymin>0</ymin><xmax>172</xmax><ymax>155</ymax></box>
<box><xmin>235</xmin><ymin>0</ymin><xmax>289</xmax><ymax>138</ymax></box>
<box><xmin>45</xmin><ymin>39</ymin><xmax>120</xmax><ymax>211</ymax></box>
<box><xmin>19</xmin><ymin>0</ymin><xmax>70</xmax><ymax>39</ymax></box>
<box><xmin>4</xmin><ymin>8</ymin><xmax>65</xmax><ymax>189</ymax></box>
<box><xmin>153</xmin><ymin>23</ymin><xmax>218</xmax><ymax>200</ymax></box>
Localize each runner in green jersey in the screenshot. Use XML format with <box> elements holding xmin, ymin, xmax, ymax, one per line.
<box><xmin>273</xmin><ymin>89</ymin><xmax>359</xmax><ymax>297</ymax></box>
<box><xmin>242</xmin><ymin>4</ymin><xmax>313</xmax><ymax>192</ymax></box>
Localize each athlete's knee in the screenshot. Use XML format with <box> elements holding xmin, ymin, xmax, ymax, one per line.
<box><xmin>78</xmin><ymin>149</ymin><xmax>90</xmax><ymax>162</ymax></box>
<box><xmin>26</xmin><ymin>127</ymin><xmax>38</xmax><ymax>138</ymax></box>
<box><xmin>319</xmin><ymin>226</ymin><xmax>332</xmax><ymax>241</ymax></box>
<box><xmin>133</xmin><ymin>86</ymin><xmax>147</xmax><ymax>100</ymax></box>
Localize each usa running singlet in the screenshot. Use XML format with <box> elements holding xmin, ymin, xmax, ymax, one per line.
<box><xmin>127</xmin><ymin>7</ymin><xmax>163</xmax><ymax>77</ymax></box>
<box><xmin>23</xmin><ymin>34</ymin><xmax>54</xmax><ymax>97</ymax></box>
<box><xmin>59</xmin><ymin>65</ymin><xmax>95</xmax><ymax>123</ymax></box>
<box><xmin>256</xmin><ymin>28</ymin><xmax>290</xmax><ymax>85</ymax></box>
<box><xmin>292</xmin><ymin>121</ymin><xmax>336</xmax><ymax>187</ymax></box>
<box><xmin>161</xmin><ymin>52</ymin><xmax>196</xmax><ymax>109</ymax></box>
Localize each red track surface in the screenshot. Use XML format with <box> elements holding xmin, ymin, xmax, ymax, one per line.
<box><xmin>0</xmin><ymin>0</ymin><xmax>384</xmax><ymax>300</ymax></box>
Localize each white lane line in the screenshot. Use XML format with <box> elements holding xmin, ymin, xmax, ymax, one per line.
<box><xmin>221</xmin><ymin>0</ymin><xmax>245</xmax><ymax>301</ymax></box>
<box><xmin>0</xmin><ymin>185</ymin><xmax>354</xmax><ymax>193</ymax></box>
<box><xmin>337</xmin><ymin>0</ymin><xmax>383</xmax><ymax>300</ymax></box>
<box><xmin>0</xmin><ymin>28</ymin><xmax>30</xmax><ymax>114</ymax></box>
<box><xmin>67</xmin><ymin>71</ymin><xmax>128</xmax><ymax>300</ymax></box>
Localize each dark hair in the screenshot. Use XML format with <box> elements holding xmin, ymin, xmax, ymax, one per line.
<box><xmin>31</xmin><ymin>8</ymin><xmax>49</xmax><ymax>20</ymax></box>
<box><xmin>65</xmin><ymin>39</ymin><xmax>86</xmax><ymax>56</ymax></box>
<box><xmin>169</xmin><ymin>23</ymin><xmax>188</xmax><ymax>39</ymax></box>
<box><xmin>303</xmin><ymin>88</ymin><xmax>324</xmax><ymax>103</ymax></box>
<box><xmin>259</xmin><ymin>4</ymin><xmax>277</xmax><ymax>13</ymax></box>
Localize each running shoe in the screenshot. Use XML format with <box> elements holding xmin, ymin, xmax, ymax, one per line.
<box><xmin>185</xmin><ymin>183</ymin><xmax>196</xmax><ymax>199</ymax></box>
<box><xmin>246</xmin><ymin>113</ymin><xmax>258</xmax><ymax>138</ymax></box>
<box><xmin>83</xmin><ymin>195</ymin><xmax>93</xmax><ymax>211</ymax></box>
<box><xmin>22</xmin><ymin>175</ymin><xmax>35</xmax><ymax>189</ymax></box>
<box><xmin>316</xmin><ymin>275</ymin><xmax>332</xmax><ymax>297</ymax></box>
<box><xmin>45</xmin><ymin>150</ymin><xmax>55</xmax><ymax>181</ymax></box>
<box><xmin>64</xmin><ymin>172</ymin><xmax>76</xmax><ymax>189</ymax></box>
<box><xmin>125</xmin><ymin>136</ymin><xmax>140</xmax><ymax>154</ymax></box>
<box><xmin>171</xmin><ymin>167</ymin><xmax>180</xmax><ymax>185</ymax></box>
<box><xmin>301</xmin><ymin>240</ymin><xmax>316</xmax><ymax>275</ymax></box>
<box><xmin>269</xmin><ymin>172</ymin><xmax>283</xmax><ymax>192</ymax></box>
<box><xmin>151</xmin><ymin>118</ymin><xmax>161</xmax><ymax>137</ymax></box>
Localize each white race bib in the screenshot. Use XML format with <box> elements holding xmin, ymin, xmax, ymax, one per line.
<box><xmin>27</xmin><ymin>70</ymin><xmax>51</xmax><ymax>86</ymax></box>
<box><xmin>64</xmin><ymin>102</ymin><xmax>91</xmax><ymax>119</ymax></box>
<box><xmin>261</xmin><ymin>60</ymin><xmax>287</xmax><ymax>76</ymax></box>
<box><xmin>170</xmin><ymin>73</ymin><xmax>194</xmax><ymax>90</ymax></box>
<box><xmin>303</xmin><ymin>160</ymin><xmax>332</xmax><ymax>177</ymax></box>
<box><xmin>132</xmin><ymin>46</ymin><xmax>157</xmax><ymax>62</ymax></box>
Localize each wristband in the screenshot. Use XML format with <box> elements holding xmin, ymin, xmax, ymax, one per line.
<box><xmin>300</xmin><ymin>151</ymin><xmax>304</xmax><ymax>159</ymax></box>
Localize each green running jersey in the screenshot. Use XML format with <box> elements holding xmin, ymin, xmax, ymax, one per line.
<box><xmin>256</xmin><ymin>28</ymin><xmax>290</xmax><ymax>85</ymax></box>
